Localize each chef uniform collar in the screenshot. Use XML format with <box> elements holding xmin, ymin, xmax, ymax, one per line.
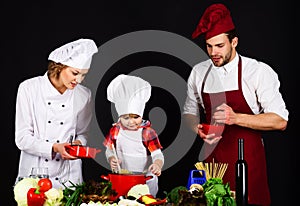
<box><xmin>48</xmin><ymin>38</ymin><xmax>98</xmax><ymax>69</ymax></box>
<box><xmin>212</xmin><ymin>53</ymin><xmax>239</xmax><ymax>73</ymax></box>
<box><xmin>192</xmin><ymin>3</ymin><xmax>235</xmax><ymax>40</ymax></box>
<box><xmin>107</xmin><ymin>74</ymin><xmax>151</xmax><ymax>117</ymax></box>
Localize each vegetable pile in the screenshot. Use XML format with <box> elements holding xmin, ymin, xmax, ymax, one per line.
<box><xmin>62</xmin><ymin>180</ymin><xmax>117</xmax><ymax>206</ymax></box>
<box><xmin>165</xmin><ymin>185</ymin><xmax>206</xmax><ymax>206</ymax></box>
<box><xmin>14</xmin><ymin>177</ymin><xmax>235</xmax><ymax>205</ymax></box>
<box><xmin>164</xmin><ymin>178</ymin><xmax>236</xmax><ymax>206</ymax></box>
<box><xmin>14</xmin><ymin>177</ymin><xmax>63</xmax><ymax>206</ymax></box>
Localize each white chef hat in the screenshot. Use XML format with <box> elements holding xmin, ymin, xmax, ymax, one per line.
<box><xmin>48</xmin><ymin>38</ymin><xmax>98</xmax><ymax>69</ymax></box>
<box><xmin>107</xmin><ymin>74</ymin><xmax>151</xmax><ymax>117</ymax></box>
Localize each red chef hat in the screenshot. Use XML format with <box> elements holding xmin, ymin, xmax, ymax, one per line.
<box><xmin>192</xmin><ymin>3</ymin><xmax>235</xmax><ymax>40</ymax></box>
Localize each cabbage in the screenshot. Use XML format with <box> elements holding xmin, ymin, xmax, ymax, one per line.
<box><xmin>13</xmin><ymin>177</ymin><xmax>39</xmax><ymax>206</ymax></box>
<box><xmin>127</xmin><ymin>184</ymin><xmax>150</xmax><ymax>199</ymax></box>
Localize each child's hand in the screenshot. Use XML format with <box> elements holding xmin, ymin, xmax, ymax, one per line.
<box><xmin>148</xmin><ymin>163</ymin><xmax>161</xmax><ymax>176</ymax></box>
<box><xmin>109</xmin><ymin>157</ymin><xmax>121</xmax><ymax>172</ymax></box>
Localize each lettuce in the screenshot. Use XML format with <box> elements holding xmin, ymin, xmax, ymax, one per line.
<box><xmin>203</xmin><ymin>178</ymin><xmax>236</xmax><ymax>206</ymax></box>
<box><xmin>14</xmin><ymin>177</ymin><xmax>39</xmax><ymax>206</ymax></box>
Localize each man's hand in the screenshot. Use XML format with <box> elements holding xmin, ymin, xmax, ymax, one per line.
<box><xmin>213</xmin><ymin>103</ymin><xmax>236</xmax><ymax>125</ymax></box>
<box><xmin>197</xmin><ymin>124</ymin><xmax>222</xmax><ymax>145</ymax></box>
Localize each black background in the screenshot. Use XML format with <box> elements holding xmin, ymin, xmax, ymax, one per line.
<box><xmin>2</xmin><ymin>1</ymin><xmax>296</xmax><ymax>205</ymax></box>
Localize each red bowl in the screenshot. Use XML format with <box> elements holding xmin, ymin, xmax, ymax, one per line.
<box><xmin>201</xmin><ymin>124</ymin><xmax>224</xmax><ymax>136</ymax></box>
<box><xmin>65</xmin><ymin>145</ymin><xmax>101</xmax><ymax>158</ymax></box>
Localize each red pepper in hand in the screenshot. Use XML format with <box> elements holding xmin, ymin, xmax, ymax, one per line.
<box><xmin>27</xmin><ymin>187</ymin><xmax>46</xmax><ymax>206</ymax></box>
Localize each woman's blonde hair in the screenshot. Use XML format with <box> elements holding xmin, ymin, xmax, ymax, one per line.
<box><xmin>47</xmin><ymin>61</ymin><xmax>68</xmax><ymax>79</ymax></box>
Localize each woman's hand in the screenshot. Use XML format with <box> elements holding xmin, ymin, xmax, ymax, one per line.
<box><xmin>52</xmin><ymin>143</ymin><xmax>78</xmax><ymax>160</ymax></box>
<box><xmin>71</xmin><ymin>140</ymin><xmax>82</xmax><ymax>145</ymax></box>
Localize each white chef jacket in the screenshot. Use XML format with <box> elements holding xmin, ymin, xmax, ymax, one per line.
<box><xmin>15</xmin><ymin>72</ymin><xmax>93</xmax><ymax>189</ymax></box>
<box><xmin>183</xmin><ymin>53</ymin><xmax>289</xmax><ymax>121</ymax></box>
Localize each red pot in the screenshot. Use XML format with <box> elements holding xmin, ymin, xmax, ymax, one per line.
<box><xmin>65</xmin><ymin>145</ymin><xmax>101</xmax><ymax>158</ymax></box>
<box><xmin>101</xmin><ymin>173</ymin><xmax>153</xmax><ymax>199</ymax></box>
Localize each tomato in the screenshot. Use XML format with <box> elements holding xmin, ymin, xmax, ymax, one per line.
<box><xmin>38</xmin><ymin>178</ymin><xmax>52</xmax><ymax>192</ymax></box>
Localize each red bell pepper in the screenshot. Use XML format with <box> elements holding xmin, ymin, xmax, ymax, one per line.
<box><xmin>27</xmin><ymin>187</ymin><xmax>46</xmax><ymax>206</ymax></box>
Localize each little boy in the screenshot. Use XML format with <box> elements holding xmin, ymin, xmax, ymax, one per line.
<box><xmin>103</xmin><ymin>74</ymin><xmax>164</xmax><ymax>197</ymax></box>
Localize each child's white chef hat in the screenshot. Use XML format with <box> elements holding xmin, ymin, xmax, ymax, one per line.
<box><xmin>48</xmin><ymin>38</ymin><xmax>98</xmax><ymax>69</ymax></box>
<box><xmin>107</xmin><ymin>74</ymin><xmax>151</xmax><ymax>117</ymax></box>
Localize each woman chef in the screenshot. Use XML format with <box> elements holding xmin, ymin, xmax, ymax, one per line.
<box><xmin>14</xmin><ymin>38</ymin><xmax>98</xmax><ymax>189</ymax></box>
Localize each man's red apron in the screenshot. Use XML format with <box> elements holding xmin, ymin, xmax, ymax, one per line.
<box><xmin>201</xmin><ymin>56</ymin><xmax>271</xmax><ymax>205</ymax></box>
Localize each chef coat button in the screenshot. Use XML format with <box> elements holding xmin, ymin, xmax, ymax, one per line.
<box><xmin>45</xmin><ymin>159</ymin><xmax>48</xmax><ymax>162</ymax></box>
<box><xmin>48</xmin><ymin>102</ymin><xmax>51</xmax><ymax>105</ymax></box>
<box><xmin>48</xmin><ymin>120</ymin><xmax>51</xmax><ymax>123</ymax></box>
<box><xmin>46</xmin><ymin>139</ymin><xmax>49</xmax><ymax>142</ymax></box>
<box><xmin>56</xmin><ymin>158</ymin><xmax>60</xmax><ymax>161</ymax></box>
<box><xmin>56</xmin><ymin>140</ymin><xmax>60</xmax><ymax>143</ymax></box>
<box><xmin>60</xmin><ymin>122</ymin><xmax>63</xmax><ymax>125</ymax></box>
<box><xmin>62</xmin><ymin>104</ymin><xmax>65</xmax><ymax>107</ymax></box>
<box><xmin>55</xmin><ymin>177</ymin><xmax>59</xmax><ymax>180</ymax></box>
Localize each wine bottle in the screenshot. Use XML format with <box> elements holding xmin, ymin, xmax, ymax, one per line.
<box><xmin>235</xmin><ymin>138</ymin><xmax>248</xmax><ymax>206</ymax></box>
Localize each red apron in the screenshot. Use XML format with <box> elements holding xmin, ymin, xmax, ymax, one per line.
<box><xmin>201</xmin><ymin>56</ymin><xmax>271</xmax><ymax>205</ymax></box>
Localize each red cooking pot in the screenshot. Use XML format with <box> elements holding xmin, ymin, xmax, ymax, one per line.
<box><xmin>65</xmin><ymin>145</ymin><xmax>101</xmax><ymax>158</ymax></box>
<box><xmin>101</xmin><ymin>173</ymin><xmax>153</xmax><ymax>199</ymax></box>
